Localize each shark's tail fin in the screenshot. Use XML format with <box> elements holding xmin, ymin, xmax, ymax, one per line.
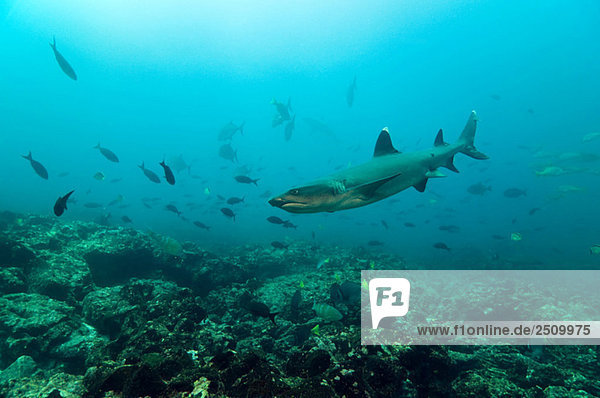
<box><xmin>458</xmin><ymin>111</ymin><xmax>489</xmax><ymax>160</ymax></box>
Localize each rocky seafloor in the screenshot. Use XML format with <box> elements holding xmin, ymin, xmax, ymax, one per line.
<box><xmin>0</xmin><ymin>210</ymin><xmax>599</xmax><ymax>397</ymax></box>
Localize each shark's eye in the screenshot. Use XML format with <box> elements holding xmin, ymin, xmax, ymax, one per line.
<box><xmin>290</xmin><ymin>189</ymin><xmax>299</xmax><ymax>195</ymax></box>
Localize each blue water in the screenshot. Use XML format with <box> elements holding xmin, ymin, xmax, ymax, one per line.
<box><xmin>2</xmin><ymin>0</ymin><xmax>599</xmax><ymax>266</ymax></box>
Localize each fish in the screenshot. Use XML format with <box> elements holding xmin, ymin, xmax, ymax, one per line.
<box><xmin>302</xmin><ymin>117</ymin><xmax>337</xmax><ymax>140</ymax></box>
<box><xmin>271</xmin><ymin>241</ymin><xmax>289</xmax><ymax>249</ymax></box>
<box><xmin>107</xmin><ymin>194</ymin><xmax>124</xmax><ymax>207</ymax></box>
<box><xmin>169</xmin><ymin>154</ymin><xmax>192</xmax><ymax>174</ymax></box>
<box><xmin>503</xmin><ymin>188</ymin><xmax>526</xmax><ymax>198</ymax></box>
<box><xmin>239</xmin><ymin>293</ymin><xmax>278</xmax><ymax>324</ymax></box>
<box><xmin>165</xmin><ymin>204</ymin><xmax>182</xmax><ymax>216</ymax></box>
<box><xmin>218</xmin><ymin>121</ymin><xmax>245</xmax><ymax>141</ymax></box>
<box><xmin>510</xmin><ymin>232</ymin><xmax>522</xmax><ymax>241</ymax></box>
<box><xmin>53</xmin><ymin>190</ymin><xmax>75</xmax><ymax>216</ymax></box>
<box><xmin>234</xmin><ymin>175</ymin><xmax>259</xmax><ymax>185</ymax></box>
<box><xmin>121</xmin><ymin>215</ymin><xmax>133</xmax><ymax>223</ymax></box>
<box><xmin>57</xmin><ymin>172</ymin><xmax>70</xmax><ymax>177</ymax></box>
<box><xmin>312</xmin><ymin>302</ymin><xmax>343</xmax><ymax>322</ymax></box>
<box><xmin>267</xmin><ymin>216</ymin><xmax>287</xmax><ymax>224</ymax></box>
<box><xmin>346</xmin><ymin>76</ymin><xmax>357</xmax><ymax>107</ymax></box>
<box><xmin>439</xmin><ymin>225</ymin><xmax>460</xmax><ymax>233</ymax></box>
<box><xmin>529</xmin><ymin>208</ymin><xmax>541</xmax><ymax>216</ymax></box>
<box><xmin>94</xmin><ymin>143</ymin><xmax>119</xmax><ymax>163</ymax></box>
<box><xmin>467</xmin><ymin>182</ymin><xmax>492</xmax><ymax>195</ymax></box>
<box><xmin>590</xmin><ymin>245</ymin><xmax>600</xmax><ymax>255</ymax></box>
<box><xmin>159</xmin><ymin>161</ymin><xmax>175</xmax><ymax>185</ymax></box>
<box><xmin>367</xmin><ymin>240</ymin><xmax>384</xmax><ymax>246</ymax></box>
<box><xmin>93</xmin><ymin>172</ymin><xmax>105</xmax><ymax>181</ymax></box>
<box><xmin>221</xmin><ymin>207</ymin><xmax>236</xmax><ymax>221</ymax></box>
<box><xmin>271</xmin><ymin>98</ymin><xmax>292</xmax><ymax>123</ymax></box>
<box><xmin>404</xmin><ymin>222</ymin><xmax>416</xmax><ymax>228</ymax></box>
<box><xmin>316</xmin><ymin>258</ymin><xmax>330</xmax><ymax>269</ymax></box>
<box><xmin>83</xmin><ymin>202</ymin><xmax>103</xmax><ymax>208</ymax></box>
<box><xmin>284</xmin><ymin>115</ymin><xmax>296</xmax><ymax>141</ymax></box>
<box><xmin>535</xmin><ymin>166</ymin><xmax>568</xmax><ymax>177</ymax></box>
<box><xmin>260</xmin><ymin>190</ymin><xmax>273</xmax><ymax>199</ymax></box>
<box><xmin>138</xmin><ymin>162</ymin><xmax>161</xmax><ymax>183</ymax></box>
<box><xmin>331</xmin><ymin>281</ymin><xmax>360</xmax><ymax>304</ymax></box>
<box><xmin>109</xmin><ymin>178</ymin><xmax>122</xmax><ymax>183</ymax></box>
<box><xmin>193</xmin><ymin>221</ymin><xmax>211</xmax><ymax>230</ymax></box>
<box><xmin>282</xmin><ymin>221</ymin><xmax>297</xmax><ymax>229</ymax></box>
<box><xmin>49</xmin><ymin>36</ymin><xmax>77</xmax><ymax>80</ymax></box>
<box><xmin>381</xmin><ymin>220</ymin><xmax>389</xmax><ymax>229</ymax></box>
<box><xmin>218</xmin><ymin>143</ymin><xmax>238</xmax><ymax>163</ymax></box>
<box><xmin>269</xmin><ymin>111</ymin><xmax>487</xmax><ymax>213</ymax></box>
<box><xmin>490</xmin><ymin>94</ymin><xmax>501</xmax><ymax>101</ymax></box>
<box><xmin>582</xmin><ymin>132</ymin><xmax>600</xmax><ymax>143</ymax></box>
<box><xmin>433</xmin><ymin>242</ymin><xmax>451</xmax><ymax>251</ymax></box>
<box><xmin>290</xmin><ymin>289</ymin><xmax>302</xmax><ymax>319</ymax></box>
<box><xmin>226</xmin><ymin>196</ymin><xmax>245</xmax><ymax>205</ymax></box>
<box><xmin>22</xmin><ymin>151</ymin><xmax>48</xmax><ymax>179</ymax></box>
<box><xmin>492</xmin><ymin>234</ymin><xmax>505</xmax><ymax>240</ymax></box>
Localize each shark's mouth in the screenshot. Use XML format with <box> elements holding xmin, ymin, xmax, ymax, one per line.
<box><xmin>268</xmin><ymin>197</ymin><xmax>307</xmax><ymax>208</ymax></box>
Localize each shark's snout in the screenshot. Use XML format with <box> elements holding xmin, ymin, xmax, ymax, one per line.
<box><xmin>268</xmin><ymin>197</ymin><xmax>285</xmax><ymax>208</ymax></box>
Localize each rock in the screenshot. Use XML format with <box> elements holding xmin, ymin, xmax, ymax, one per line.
<box><xmin>0</xmin><ymin>267</ymin><xmax>26</xmax><ymax>294</ymax></box>
<box><xmin>0</xmin><ymin>355</ymin><xmax>40</xmax><ymax>385</ymax></box>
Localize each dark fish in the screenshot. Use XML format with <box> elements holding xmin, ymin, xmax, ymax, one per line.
<box><xmin>404</xmin><ymin>222</ymin><xmax>416</xmax><ymax>228</ymax></box>
<box><xmin>83</xmin><ymin>202</ymin><xmax>103</xmax><ymax>208</ymax></box>
<box><xmin>218</xmin><ymin>121</ymin><xmax>245</xmax><ymax>141</ymax></box>
<box><xmin>346</xmin><ymin>76</ymin><xmax>357</xmax><ymax>107</ymax></box>
<box><xmin>490</xmin><ymin>94</ymin><xmax>501</xmax><ymax>101</ymax></box>
<box><xmin>267</xmin><ymin>216</ymin><xmax>286</xmax><ymax>224</ymax></box>
<box><xmin>284</xmin><ymin>115</ymin><xmax>296</xmax><ymax>141</ymax></box>
<box><xmin>226</xmin><ymin>196</ymin><xmax>245</xmax><ymax>205</ymax></box>
<box><xmin>109</xmin><ymin>178</ymin><xmax>123</xmax><ymax>183</ymax></box>
<box><xmin>368</xmin><ymin>240</ymin><xmax>384</xmax><ymax>246</ymax></box>
<box><xmin>94</xmin><ymin>143</ymin><xmax>119</xmax><ymax>162</ymax></box>
<box><xmin>234</xmin><ymin>175</ymin><xmax>259</xmax><ymax>185</ymax></box>
<box><xmin>433</xmin><ymin>242</ymin><xmax>451</xmax><ymax>251</ymax></box>
<box><xmin>271</xmin><ymin>97</ymin><xmax>292</xmax><ymax>122</ymax></box>
<box><xmin>529</xmin><ymin>207</ymin><xmax>541</xmax><ymax>216</ymax></box>
<box><xmin>143</xmin><ymin>202</ymin><xmax>153</xmax><ymax>209</ymax></box>
<box><xmin>193</xmin><ymin>221</ymin><xmax>211</xmax><ymax>230</ymax></box>
<box><xmin>271</xmin><ymin>241</ymin><xmax>288</xmax><ymax>249</ymax></box>
<box><xmin>331</xmin><ymin>281</ymin><xmax>360</xmax><ymax>304</ymax></box>
<box><xmin>216</xmin><ymin>195</ymin><xmax>226</xmax><ymax>201</ymax></box>
<box><xmin>492</xmin><ymin>234</ymin><xmax>505</xmax><ymax>240</ymax></box>
<box><xmin>467</xmin><ymin>182</ymin><xmax>492</xmax><ymax>195</ymax></box>
<box><xmin>49</xmin><ymin>36</ymin><xmax>77</xmax><ymax>80</ymax></box>
<box><xmin>221</xmin><ymin>207</ymin><xmax>236</xmax><ymax>221</ymax></box>
<box><xmin>218</xmin><ymin>143</ymin><xmax>238</xmax><ymax>163</ymax></box>
<box><xmin>381</xmin><ymin>220</ymin><xmax>389</xmax><ymax>229</ymax></box>
<box><xmin>53</xmin><ymin>190</ymin><xmax>75</xmax><ymax>217</ymax></box>
<box><xmin>22</xmin><ymin>151</ymin><xmax>48</xmax><ymax>179</ymax></box>
<box><xmin>57</xmin><ymin>172</ymin><xmax>70</xmax><ymax>177</ymax></box>
<box><xmin>239</xmin><ymin>293</ymin><xmax>278</xmax><ymax>324</ymax></box>
<box><xmin>121</xmin><ymin>215</ymin><xmax>133</xmax><ymax>223</ymax></box>
<box><xmin>439</xmin><ymin>225</ymin><xmax>460</xmax><ymax>233</ymax></box>
<box><xmin>282</xmin><ymin>221</ymin><xmax>297</xmax><ymax>229</ymax></box>
<box><xmin>503</xmin><ymin>188</ymin><xmax>526</xmax><ymax>198</ymax></box>
<box><xmin>159</xmin><ymin>161</ymin><xmax>175</xmax><ymax>185</ymax></box>
<box><xmin>165</xmin><ymin>204</ymin><xmax>181</xmax><ymax>216</ymax></box>
<box><xmin>138</xmin><ymin>162</ymin><xmax>161</xmax><ymax>183</ymax></box>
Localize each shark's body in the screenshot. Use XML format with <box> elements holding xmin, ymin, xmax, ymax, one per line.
<box><xmin>269</xmin><ymin>111</ymin><xmax>488</xmax><ymax>213</ymax></box>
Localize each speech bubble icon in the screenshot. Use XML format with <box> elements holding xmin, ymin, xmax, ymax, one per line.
<box><xmin>369</xmin><ymin>278</ymin><xmax>410</xmax><ymax>329</ymax></box>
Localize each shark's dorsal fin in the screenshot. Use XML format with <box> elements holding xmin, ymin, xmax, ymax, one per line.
<box><xmin>373</xmin><ymin>128</ymin><xmax>399</xmax><ymax>157</ymax></box>
<box><xmin>434</xmin><ymin>129</ymin><xmax>447</xmax><ymax>147</ymax></box>
<box><xmin>355</xmin><ymin>172</ymin><xmax>402</xmax><ymax>198</ymax></box>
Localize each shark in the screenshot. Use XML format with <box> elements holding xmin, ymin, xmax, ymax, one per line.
<box><xmin>268</xmin><ymin>111</ymin><xmax>488</xmax><ymax>213</ymax></box>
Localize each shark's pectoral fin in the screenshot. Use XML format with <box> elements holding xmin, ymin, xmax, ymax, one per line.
<box><xmin>425</xmin><ymin>169</ymin><xmax>446</xmax><ymax>178</ymax></box>
<box><xmin>413</xmin><ymin>179</ymin><xmax>428</xmax><ymax>192</ymax></box>
<box><xmin>354</xmin><ymin>172</ymin><xmax>402</xmax><ymax>199</ymax></box>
